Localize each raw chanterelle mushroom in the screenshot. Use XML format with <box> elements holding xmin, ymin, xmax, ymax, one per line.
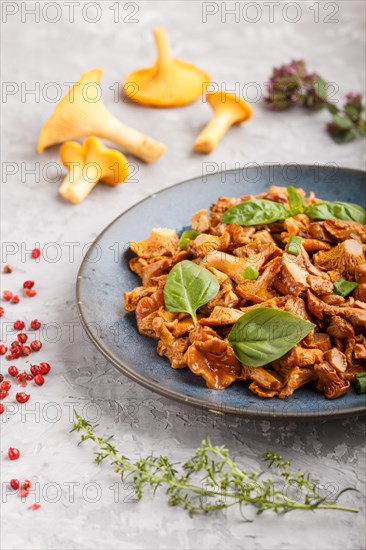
<box><xmin>59</xmin><ymin>137</ymin><xmax>129</xmax><ymax>204</ymax></box>
<box><xmin>193</xmin><ymin>91</ymin><xmax>253</xmax><ymax>153</ymax></box>
<box><xmin>123</xmin><ymin>28</ymin><xmax>211</xmax><ymax>107</ymax></box>
<box><xmin>37</xmin><ymin>69</ymin><xmax>166</xmax><ymax>163</ymax></box>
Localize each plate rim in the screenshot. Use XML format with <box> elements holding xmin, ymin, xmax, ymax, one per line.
<box><xmin>76</xmin><ymin>165</ymin><xmax>366</xmax><ymax>420</ymax></box>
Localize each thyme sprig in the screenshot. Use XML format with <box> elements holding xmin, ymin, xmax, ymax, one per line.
<box><xmin>72</xmin><ymin>412</ymin><xmax>358</xmax><ymax>517</ymax></box>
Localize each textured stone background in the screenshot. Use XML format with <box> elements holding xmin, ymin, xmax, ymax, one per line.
<box><xmin>1</xmin><ymin>1</ymin><xmax>365</xmax><ymax>549</ymax></box>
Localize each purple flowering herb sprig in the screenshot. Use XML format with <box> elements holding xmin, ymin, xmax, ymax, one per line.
<box><xmin>264</xmin><ymin>60</ymin><xmax>365</xmax><ymax>144</ymax></box>
<box><xmin>327</xmin><ymin>93</ymin><xmax>366</xmax><ymax>143</ymax></box>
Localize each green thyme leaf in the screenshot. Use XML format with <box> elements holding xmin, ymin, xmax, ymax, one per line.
<box><xmin>314</xmin><ymin>75</ymin><xmax>328</xmax><ymax>101</ymax></box>
<box><xmin>331</xmin><ymin>114</ymin><xmax>353</xmax><ymax>130</ymax></box>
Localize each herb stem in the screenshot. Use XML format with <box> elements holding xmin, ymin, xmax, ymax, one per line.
<box><xmin>72</xmin><ymin>413</ymin><xmax>358</xmax><ymax>517</ymax></box>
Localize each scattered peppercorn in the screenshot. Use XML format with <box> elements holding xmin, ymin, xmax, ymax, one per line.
<box><xmin>0</xmin><ymin>403</ymin><xmax>5</xmax><ymax>414</ymax></box>
<box><xmin>28</xmin><ymin>503</ymin><xmax>41</xmax><ymax>511</ymax></box>
<box><xmin>0</xmin><ymin>374</ymin><xmax>3</xmax><ymax>383</ymax></box>
<box><xmin>11</xmin><ymin>295</ymin><xmax>20</xmax><ymax>304</ymax></box>
<box><xmin>0</xmin><ymin>390</ymin><xmax>9</xmax><ymax>399</ymax></box>
<box><xmin>22</xmin><ymin>346</ymin><xmax>31</xmax><ymax>356</ymax></box>
<box><xmin>0</xmin><ymin>306</ymin><xmax>4</xmax><ymax>317</ymax></box>
<box><xmin>3</xmin><ymin>264</ymin><xmax>13</xmax><ymax>273</ymax></box>
<box><xmin>24</xmin><ymin>289</ymin><xmax>37</xmax><ymax>298</ymax></box>
<box><xmin>17</xmin><ymin>333</ymin><xmax>28</xmax><ymax>344</ymax></box>
<box><xmin>16</xmin><ymin>392</ymin><xmax>30</xmax><ymax>404</ymax></box>
<box><xmin>3</xmin><ymin>290</ymin><xmax>13</xmax><ymax>301</ymax></box>
<box><xmin>34</xmin><ymin>374</ymin><xmax>44</xmax><ymax>386</ymax></box>
<box><xmin>8</xmin><ymin>366</ymin><xmax>19</xmax><ymax>377</ymax></box>
<box><xmin>26</xmin><ymin>373</ymin><xmax>33</xmax><ymax>381</ymax></box>
<box><xmin>10</xmin><ymin>347</ymin><xmax>22</xmax><ymax>359</ymax></box>
<box><xmin>30</xmin><ymin>340</ymin><xmax>42</xmax><ymax>351</ymax></box>
<box><xmin>10</xmin><ymin>479</ymin><xmax>20</xmax><ymax>490</ymax></box>
<box><xmin>23</xmin><ymin>280</ymin><xmax>35</xmax><ymax>289</ymax></box>
<box><xmin>1</xmin><ymin>381</ymin><xmax>11</xmax><ymax>391</ymax></box>
<box><xmin>8</xmin><ymin>447</ymin><xmax>20</xmax><ymax>460</ymax></box>
<box><xmin>39</xmin><ymin>362</ymin><xmax>51</xmax><ymax>374</ymax></box>
<box><xmin>21</xmin><ymin>480</ymin><xmax>32</xmax><ymax>490</ymax></box>
<box><xmin>30</xmin><ymin>319</ymin><xmax>41</xmax><ymax>330</ymax></box>
<box><xmin>0</xmin><ymin>345</ymin><xmax>8</xmax><ymax>355</ymax></box>
<box><xmin>13</xmin><ymin>320</ymin><xmax>25</xmax><ymax>331</ymax></box>
<box><xmin>18</xmin><ymin>489</ymin><xmax>30</xmax><ymax>498</ymax></box>
<box><xmin>30</xmin><ymin>365</ymin><xmax>40</xmax><ymax>376</ymax></box>
<box><xmin>31</xmin><ymin>248</ymin><xmax>41</xmax><ymax>259</ymax></box>
<box><xmin>16</xmin><ymin>372</ymin><xmax>28</xmax><ymax>386</ymax></box>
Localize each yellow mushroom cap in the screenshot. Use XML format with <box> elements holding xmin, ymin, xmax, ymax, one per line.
<box><xmin>206</xmin><ymin>91</ymin><xmax>253</xmax><ymax>124</ymax></box>
<box><xmin>124</xmin><ymin>28</ymin><xmax>211</xmax><ymax>107</ymax></box>
<box><xmin>37</xmin><ymin>69</ymin><xmax>167</xmax><ymax>163</ymax></box>
<box><xmin>60</xmin><ymin>137</ymin><xmax>129</xmax><ymax>186</ymax></box>
<box><xmin>38</xmin><ymin>69</ymin><xmax>106</xmax><ymax>153</ymax></box>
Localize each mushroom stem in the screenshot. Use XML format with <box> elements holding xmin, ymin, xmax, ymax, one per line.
<box><xmin>59</xmin><ymin>171</ymin><xmax>100</xmax><ymax>204</ymax></box>
<box><xmin>193</xmin><ymin>113</ymin><xmax>234</xmax><ymax>153</ymax></box>
<box><xmin>99</xmin><ymin>113</ymin><xmax>166</xmax><ymax>163</ymax></box>
<box><xmin>154</xmin><ymin>27</ymin><xmax>173</xmax><ymax>72</ymax></box>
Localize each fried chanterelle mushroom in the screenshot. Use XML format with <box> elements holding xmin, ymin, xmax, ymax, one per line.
<box><xmin>124</xmin><ymin>186</ymin><xmax>366</xmax><ymax>400</ymax></box>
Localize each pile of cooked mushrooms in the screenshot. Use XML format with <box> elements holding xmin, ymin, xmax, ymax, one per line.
<box><xmin>124</xmin><ymin>186</ymin><xmax>366</xmax><ymax>399</ymax></box>
<box><xmin>37</xmin><ymin>28</ymin><xmax>253</xmax><ymax>203</ymax></box>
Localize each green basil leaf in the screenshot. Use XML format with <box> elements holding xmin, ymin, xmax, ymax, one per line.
<box><xmin>333</xmin><ymin>279</ymin><xmax>358</xmax><ymax>298</ymax></box>
<box><xmin>178</xmin><ymin>230</ymin><xmax>200</xmax><ymax>250</ymax></box>
<box><xmin>164</xmin><ymin>260</ymin><xmax>219</xmax><ymax>324</ymax></box>
<box><xmin>228</xmin><ymin>308</ymin><xmax>315</xmax><ymax>367</ymax></box>
<box><xmin>287</xmin><ymin>186</ymin><xmax>305</xmax><ymax>216</ymax></box>
<box><xmin>305</xmin><ymin>201</ymin><xmax>366</xmax><ymax>224</ymax></box>
<box><xmin>221</xmin><ymin>200</ymin><xmax>290</xmax><ymax>226</ymax></box>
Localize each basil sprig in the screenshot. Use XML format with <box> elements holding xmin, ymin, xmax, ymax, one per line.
<box><xmin>164</xmin><ymin>260</ymin><xmax>219</xmax><ymax>324</ymax></box>
<box><xmin>228</xmin><ymin>308</ymin><xmax>315</xmax><ymax>367</ymax></box>
<box><xmin>222</xmin><ymin>193</ymin><xmax>366</xmax><ymax>226</ymax></box>
<box><xmin>304</xmin><ymin>201</ymin><xmax>366</xmax><ymax>224</ymax></box>
<box><xmin>178</xmin><ymin>230</ymin><xmax>200</xmax><ymax>250</ymax></box>
<box><xmin>221</xmin><ymin>199</ymin><xmax>290</xmax><ymax>226</ymax></box>
<box><xmin>288</xmin><ymin>186</ymin><xmax>305</xmax><ymax>216</ymax></box>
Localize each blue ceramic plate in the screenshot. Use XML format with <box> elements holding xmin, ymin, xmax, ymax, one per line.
<box><xmin>77</xmin><ymin>165</ymin><xmax>366</xmax><ymax>419</ymax></box>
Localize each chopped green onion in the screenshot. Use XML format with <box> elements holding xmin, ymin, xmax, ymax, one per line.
<box><xmin>354</xmin><ymin>373</ymin><xmax>366</xmax><ymax>394</ymax></box>
<box><xmin>287</xmin><ymin>235</ymin><xmax>302</xmax><ymax>256</ymax></box>
<box><xmin>242</xmin><ymin>265</ymin><xmax>259</xmax><ymax>280</ymax></box>
<box><xmin>178</xmin><ymin>230</ymin><xmax>200</xmax><ymax>250</ymax></box>
<box><xmin>333</xmin><ymin>279</ymin><xmax>358</xmax><ymax>298</ymax></box>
